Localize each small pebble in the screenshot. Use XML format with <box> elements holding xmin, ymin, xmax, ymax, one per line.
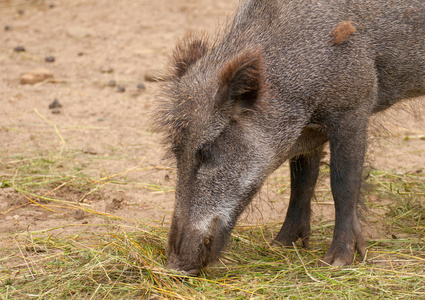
<box><xmin>45</xmin><ymin>56</ymin><xmax>55</xmax><ymax>62</ymax></box>
<box><xmin>117</xmin><ymin>86</ymin><xmax>126</xmax><ymax>93</ymax></box>
<box><xmin>18</xmin><ymin>9</ymin><xmax>24</xmax><ymax>15</ymax></box>
<box><xmin>49</xmin><ymin>99</ymin><xmax>62</xmax><ymax>109</ymax></box>
<box><xmin>82</xmin><ymin>148</ymin><xmax>98</xmax><ymax>155</ymax></box>
<box><xmin>74</xmin><ymin>209</ymin><xmax>84</xmax><ymax>220</ymax></box>
<box><xmin>20</xmin><ymin>67</ymin><xmax>53</xmax><ymax>85</ymax></box>
<box><xmin>13</xmin><ymin>215</ymin><xmax>20</xmax><ymax>225</ymax></box>
<box><xmin>137</xmin><ymin>83</ymin><xmax>146</xmax><ymax>90</ymax></box>
<box><xmin>14</xmin><ymin>46</ymin><xmax>25</xmax><ymax>52</ymax></box>
<box><xmin>49</xmin><ymin>3</ymin><xmax>56</xmax><ymax>8</ymax></box>
<box><xmin>100</xmin><ymin>66</ymin><xmax>114</xmax><ymax>73</ymax></box>
<box><xmin>4</xmin><ymin>25</ymin><xmax>12</xmax><ymax>31</ymax></box>
<box><xmin>77</xmin><ymin>52</ymin><xmax>84</xmax><ymax>56</ymax></box>
<box><xmin>108</xmin><ymin>80</ymin><xmax>116</xmax><ymax>87</ymax></box>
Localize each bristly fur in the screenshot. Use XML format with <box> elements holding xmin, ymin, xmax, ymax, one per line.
<box><xmin>170</xmin><ymin>32</ymin><xmax>209</xmax><ymax>79</ymax></box>
<box><xmin>219</xmin><ymin>48</ymin><xmax>262</xmax><ymax>87</ymax></box>
<box><xmin>153</xmin><ymin>28</ymin><xmax>269</xmax><ymax>159</ymax></box>
<box><xmin>153</xmin><ymin>1</ymin><xmax>271</xmax><ymax>158</ymax></box>
<box><xmin>153</xmin><ymin>32</ymin><xmax>211</xmax><ymax>159</ymax></box>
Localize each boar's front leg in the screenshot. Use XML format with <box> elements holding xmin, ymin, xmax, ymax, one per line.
<box><xmin>324</xmin><ymin>114</ymin><xmax>368</xmax><ymax>266</ymax></box>
<box><xmin>274</xmin><ymin>145</ymin><xmax>324</xmax><ymax>248</ymax></box>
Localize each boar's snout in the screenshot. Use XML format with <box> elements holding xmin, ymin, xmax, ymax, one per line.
<box><xmin>166</xmin><ymin>215</ymin><xmax>230</xmax><ymax>276</ymax></box>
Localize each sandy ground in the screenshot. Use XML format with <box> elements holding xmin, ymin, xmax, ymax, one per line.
<box><xmin>0</xmin><ymin>0</ymin><xmax>424</xmax><ymax>251</ymax></box>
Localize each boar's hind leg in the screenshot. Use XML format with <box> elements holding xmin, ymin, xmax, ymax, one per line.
<box><xmin>324</xmin><ymin>115</ymin><xmax>368</xmax><ymax>266</ymax></box>
<box><xmin>274</xmin><ymin>145</ymin><xmax>324</xmax><ymax>248</ymax></box>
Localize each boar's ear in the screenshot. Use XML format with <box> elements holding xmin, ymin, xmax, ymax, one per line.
<box><xmin>218</xmin><ymin>48</ymin><xmax>266</xmax><ymax>114</ymax></box>
<box><xmin>170</xmin><ymin>33</ymin><xmax>209</xmax><ymax>78</ymax></box>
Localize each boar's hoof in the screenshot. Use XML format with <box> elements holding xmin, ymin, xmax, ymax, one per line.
<box><xmin>272</xmin><ymin>229</ymin><xmax>310</xmax><ymax>248</ymax></box>
<box><xmin>272</xmin><ymin>236</ymin><xmax>310</xmax><ymax>248</ymax></box>
<box><xmin>321</xmin><ymin>239</ymin><xmax>366</xmax><ymax>267</ymax></box>
<box><xmin>320</xmin><ymin>255</ymin><xmax>353</xmax><ymax>268</ymax></box>
<box><xmin>272</xmin><ymin>220</ymin><xmax>311</xmax><ymax>248</ymax></box>
<box><xmin>271</xmin><ymin>239</ymin><xmax>295</xmax><ymax>248</ymax></box>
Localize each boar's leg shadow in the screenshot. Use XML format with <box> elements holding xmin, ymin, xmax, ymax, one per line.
<box><xmin>273</xmin><ymin>145</ymin><xmax>324</xmax><ymax>248</ymax></box>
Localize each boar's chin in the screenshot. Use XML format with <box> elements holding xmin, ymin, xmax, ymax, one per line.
<box><xmin>166</xmin><ymin>215</ymin><xmax>230</xmax><ymax>275</ymax></box>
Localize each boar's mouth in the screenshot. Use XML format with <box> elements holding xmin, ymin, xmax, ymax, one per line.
<box><xmin>181</xmin><ymin>268</ymin><xmax>201</xmax><ymax>276</ymax></box>
<box><xmin>165</xmin><ymin>260</ymin><xmax>201</xmax><ymax>276</ymax></box>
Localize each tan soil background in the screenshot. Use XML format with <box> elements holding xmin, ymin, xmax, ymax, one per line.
<box><xmin>1</xmin><ymin>0</ymin><xmax>424</xmax><ymax>257</ymax></box>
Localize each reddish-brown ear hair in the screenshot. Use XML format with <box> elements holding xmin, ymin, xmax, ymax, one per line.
<box><xmin>218</xmin><ymin>48</ymin><xmax>266</xmax><ymax>113</ymax></box>
<box><xmin>171</xmin><ymin>33</ymin><xmax>209</xmax><ymax>78</ymax></box>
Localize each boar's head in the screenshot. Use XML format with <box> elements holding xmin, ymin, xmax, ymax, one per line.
<box><xmin>155</xmin><ymin>34</ymin><xmax>296</xmax><ymax>275</ymax></box>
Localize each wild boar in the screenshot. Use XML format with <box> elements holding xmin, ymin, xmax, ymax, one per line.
<box><xmin>155</xmin><ymin>0</ymin><xmax>425</xmax><ymax>275</ymax></box>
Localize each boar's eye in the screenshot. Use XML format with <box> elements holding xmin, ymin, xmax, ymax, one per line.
<box><xmin>195</xmin><ymin>143</ymin><xmax>213</xmax><ymax>164</ymax></box>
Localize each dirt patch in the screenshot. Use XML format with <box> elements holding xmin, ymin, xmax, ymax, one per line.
<box><xmin>0</xmin><ymin>0</ymin><xmax>424</xmax><ymax>254</ymax></box>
